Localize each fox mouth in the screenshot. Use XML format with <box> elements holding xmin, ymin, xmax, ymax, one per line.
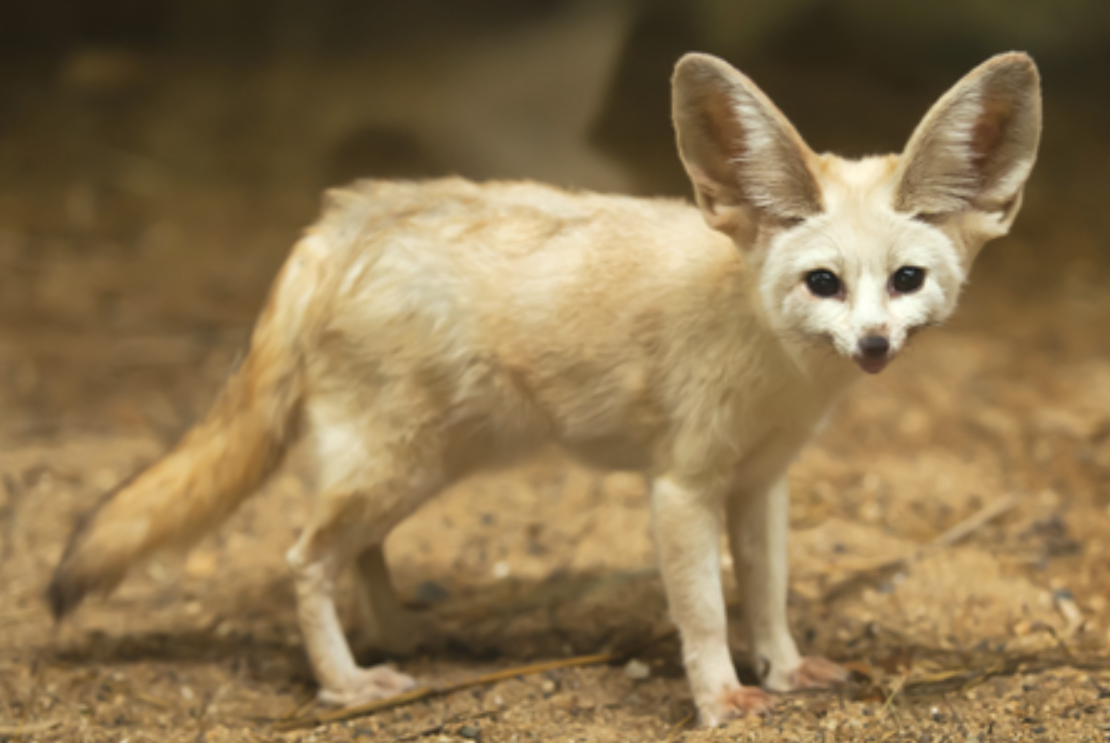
<box><xmin>854</xmin><ymin>354</ymin><xmax>890</xmax><ymax>374</ymax></box>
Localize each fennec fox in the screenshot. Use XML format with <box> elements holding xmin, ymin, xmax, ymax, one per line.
<box><xmin>48</xmin><ymin>52</ymin><xmax>1041</xmax><ymax>726</ymax></box>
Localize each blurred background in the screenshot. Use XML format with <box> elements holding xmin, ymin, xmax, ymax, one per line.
<box><xmin>1</xmin><ymin>0</ymin><xmax>1109</xmax><ymax>436</ymax></box>
<box><xmin>3</xmin><ymin>2</ymin><xmax>1110</xmax><ymax>740</ymax></box>
<box><xmin>1</xmin><ymin>0</ymin><xmax>1108</xmax><ymax>435</ymax></box>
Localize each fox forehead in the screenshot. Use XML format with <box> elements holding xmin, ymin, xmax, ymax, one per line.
<box><xmin>812</xmin><ymin>154</ymin><xmax>900</xmax><ymax>217</ymax></box>
<box><xmin>789</xmin><ymin>154</ymin><xmax>957</xmax><ymax>271</ymax></box>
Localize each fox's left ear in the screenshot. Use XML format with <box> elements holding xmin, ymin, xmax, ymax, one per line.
<box><xmin>894</xmin><ymin>53</ymin><xmax>1042</xmax><ymax>241</ymax></box>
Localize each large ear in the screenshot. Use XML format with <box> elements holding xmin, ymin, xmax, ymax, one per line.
<box><xmin>894</xmin><ymin>52</ymin><xmax>1042</xmax><ymax>226</ymax></box>
<box><xmin>672</xmin><ymin>53</ymin><xmax>823</xmax><ymax>238</ymax></box>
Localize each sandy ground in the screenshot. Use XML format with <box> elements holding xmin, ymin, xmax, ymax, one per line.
<box><xmin>3</xmin><ymin>38</ymin><xmax>1110</xmax><ymax>743</ymax></box>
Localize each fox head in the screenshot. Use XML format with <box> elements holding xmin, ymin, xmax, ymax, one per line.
<box><xmin>672</xmin><ymin>53</ymin><xmax>1042</xmax><ymax>374</ymax></box>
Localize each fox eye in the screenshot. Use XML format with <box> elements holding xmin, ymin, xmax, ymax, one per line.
<box><xmin>805</xmin><ymin>269</ymin><xmax>841</xmax><ymax>298</ymax></box>
<box><xmin>891</xmin><ymin>266</ymin><xmax>926</xmax><ymax>294</ymax></box>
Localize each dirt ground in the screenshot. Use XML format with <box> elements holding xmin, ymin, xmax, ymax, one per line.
<box><xmin>4</xmin><ymin>21</ymin><xmax>1110</xmax><ymax>743</ymax></box>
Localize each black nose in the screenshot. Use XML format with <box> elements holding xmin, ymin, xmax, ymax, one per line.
<box><xmin>858</xmin><ymin>334</ymin><xmax>890</xmax><ymax>359</ymax></box>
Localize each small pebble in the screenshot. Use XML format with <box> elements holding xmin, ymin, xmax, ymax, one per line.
<box><xmin>416</xmin><ymin>580</ymin><xmax>451</xmax><ymax>603</ymax></box>
<box><xmin>623</xmin><ymin>658</ymin><xmax>651</xmax><ymax>681</ymax></box>
<box><xmin>459</xmin><ymin>724</ymin><xmax>481</xmax><ymax>740</ymax></box>
<box><xmin>492</xmin><ymin>561</ymin><xmax>511</xmax><ymax>579</ymax></box>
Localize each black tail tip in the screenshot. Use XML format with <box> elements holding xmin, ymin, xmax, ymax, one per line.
<box><xmin>45</xmin><ymin>568</ymin><xmax>86</xmax><ymax>623</ymax></box>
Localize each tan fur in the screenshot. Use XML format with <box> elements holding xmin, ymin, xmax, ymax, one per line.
<box><xmin>48</xmin><ymin>52</ymin><xmax>1041</xmax><ymax>727</ymax></box>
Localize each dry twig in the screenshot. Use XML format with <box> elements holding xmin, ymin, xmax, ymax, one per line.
<box><xmin>0</xmin><ymin>719</ymin><xmax>62</xmax><ymax>737</ymax></box>
<box><xmin>275</xmin><ymin>650</ymin><xmax>628</xmax><ymax>731</ymax></box>
<box><xmin>663</xmin><ymin>711</ymin><xmax>695</xmax><ymax>743</ymax></box>
<box><xmin>823</xmin><ymin>494</ymin><xmax>1021</xmax><ymax>604</ymax></box>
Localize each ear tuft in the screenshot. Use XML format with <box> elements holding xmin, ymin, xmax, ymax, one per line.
<box><xmin>895</xmin><ymin>52</ymin><xmax>1042</xmax><ymax>218</ymax></box>
<box><xmin>672</xmin><ymin>53</ymin><xmax>822</xmax><ymax>238</ymax></box>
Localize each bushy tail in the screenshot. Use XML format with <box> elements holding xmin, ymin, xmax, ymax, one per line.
<box><xmin>47</xmin><ymin>243</ymin><xmax>326</xmax><ymax>620</ymax></box>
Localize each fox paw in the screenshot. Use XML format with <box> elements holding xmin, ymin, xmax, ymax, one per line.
<box><xmin>782</xmin><ymin>656</ymin><xmax>849</xmax><ymax>691</ymax></box>
<box><xmin>698</xmin><ymin>685</ymin><xmax>774</xmax><ymax>727</ymax></box>
<box><xmin>318</xmin><ymin>665</ymin><xmax>418</xmax><ymax>707</ymax></box>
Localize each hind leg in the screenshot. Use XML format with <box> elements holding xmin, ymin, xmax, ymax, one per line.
<box><xmin>288</xmin><ymin>415</ymin><xmax>445</xmax><ymax>706</ymax></box>
<box><xmin>288</xmin><ymin>537</ymin><xmax>418</xmax><ymax>706</ymax></box>
<box><xmin>351</xmin><ymin>543</ymin><xmax>438</xmax><ymax>657</ymax></box>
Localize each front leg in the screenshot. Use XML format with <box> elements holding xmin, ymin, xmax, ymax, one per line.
<box><xmin>652</xmin><ymin>476</ymin><xmax>772</xmax><ymax>727</ymax></box>
<box><xmin>727</xmin><ymin>476</ymin><xmax>847</xmax><ymax>692</ymax></box>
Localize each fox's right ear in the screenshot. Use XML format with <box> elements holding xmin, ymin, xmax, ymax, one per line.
<box><xmin>672</xmin><ymin>53</ymin><xmax>823</xmax><ymax>240</ymax></box>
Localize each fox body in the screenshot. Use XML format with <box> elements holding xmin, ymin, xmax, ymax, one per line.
<box><xmin>49</xmin><ymin>52</ymin><xmax>1041</xmax><ymax>726</ymax></box>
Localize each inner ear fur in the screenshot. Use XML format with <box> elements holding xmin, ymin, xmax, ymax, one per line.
<box><xmin>894</xmin><ymin>52</ymin><xmax>1042</xmax><ymax>218</ymax></box>
<box><xmin>672</xmin><ymin>53</ymin><xmax>823</xmax><ymax>237</ymax></box>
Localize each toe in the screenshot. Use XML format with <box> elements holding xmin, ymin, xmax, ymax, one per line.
<box><xmin>787</xmin><ymin>656</ymin><xmax>849</xmax><ymax>690</ymax></box>
<box><xmin>371</xmin><ymin>665</ymin><xmax>418</xmax><ymax>694</ymax></box>
<box><xmin>700</xmin><ymin>685</ymin><xmax>774</xmax><ymax>727</ymax></box>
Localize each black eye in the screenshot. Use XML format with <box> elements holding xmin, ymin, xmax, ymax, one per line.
<box><xmin>892</xmin><ymin>266</ymin><xmax>926</xmax><ymax>294</ymax></box>
<box><xmin>805</xmin><ymin>269</ymin><xmax>841</xmax><ymax>298</ymax></box>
